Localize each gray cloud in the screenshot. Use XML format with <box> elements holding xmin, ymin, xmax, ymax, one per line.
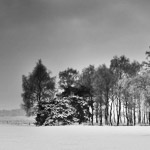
<box><xmin>0</xmin><ymin>0</ymin><xmax>150</xmax><ymax>109</ymax></box>
<box><xmin>1</xmin><ymin>0</ymin><xmax>150</xmax><ymax>56</ymax></box>
<box><xmin>1</xmin><ymin>0</ymin><xmax>150</xmax><ymax>32</ymax></box>
<box><xmin>1</xmin><ymin>0</ymin><xmax>150</xmax><ymax>46</ymax></box>
<box><xmin>0</xmin><ymin>0</ymin><xmax>115</xmax><ymax>27</ymax></box>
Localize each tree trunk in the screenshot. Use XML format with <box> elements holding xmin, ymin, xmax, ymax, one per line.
<box><xmin>105</xmin><ymin>106</ymin><xmax>108</xmax><ymax>125</ymax></box>
<box><xmin>138</xmin><ymin>109</ymin><xmax>141</xmax><ymax>124</ymax></box>
<box><xmin>95</xmin><ymin>102</ymin><xmax>99</xmax><ymax>124</ymax></box>
<box><xmin>125</xmin><ymin>101</ymin><xmax>129</xmax><ymax>126</ymax></box>
<box><xmin>123</xmin><ymin>106</ymin><xmax>126</xmax><ymax>124</ymax></box>
<box><xmin>105</xmin><ymin>91</ymin><xmax>109</xmax><ymax>125</ymax></box>
<box><xmin>99</xmin><ymin>101</ymin><xmax>103</xmax><ymax>126</ymax></box>
<box><xmin>113</xmin><ymin>101</ymin><xmax>116</xmax><ymax>124</ymax></box>
<box><xmin>117</xmin><ymin>98</ymin><xmax>121</xmax><ymax>126</ymax></box>
<box><xmin>96</xmin><ymin>114</ymin><xmax>98</xmax><ymax>124</ymax></box>
<box><xmin>148</xmin><ymin>112</ymin><xmax>150</xmax><ymax>125</ymax></box>
<box><xmin>109</xmin><ymin>101</ymin><xmax>113</xmax><ymax>126</ymax></box>
<box><xmin>91</xmin><ymin>105</ymin><xmax>94</xmax><ymax>125</ymax></box>
<box><xmin>133</xmin><ymin>105</ymin><xmax>136</xmax><ymax>126</ymax></box>
<box><xmin>143</xmin><ymin>113</ymin><xmax>146</xmax><ymax>125</ymax></box>
<box><xmin>130</xmin><ymin>108</ymin><xmax>133</xmax><ymax>125</ymax></box>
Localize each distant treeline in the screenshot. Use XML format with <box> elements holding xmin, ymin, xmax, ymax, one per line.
<box><xmin>0</xmin><ymin>109</ymin><xmax>25</xmax><ymax>117</ymax></box>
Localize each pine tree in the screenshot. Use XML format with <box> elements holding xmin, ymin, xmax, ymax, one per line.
<box><xmin>42</xmin><ymin>98</ymin><xmax>77</xmax><ymax>126</ymax></box>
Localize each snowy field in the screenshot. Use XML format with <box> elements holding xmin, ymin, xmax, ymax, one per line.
<box><xmin>0</xmin><ymin>125</ymin><xmax>150</xmax><ymax>150</ymax></box>
<box><xmin>0</xmin><ymin>116</ymin><xmax>34</xmax><ymax>126</ymax></box>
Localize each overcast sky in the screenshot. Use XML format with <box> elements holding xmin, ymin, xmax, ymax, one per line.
<box><xmin>0</xmin><ymin>0</ymin><xmax>150</xmax><ymax>109</ymax></box>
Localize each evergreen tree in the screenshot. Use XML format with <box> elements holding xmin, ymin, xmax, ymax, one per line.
<box><xmin>69</xmin><ymin>96</ymin><xmax>89</xmax><ymax>124</ymax></box>
<box><xmin>58</xmin><ymin>68</ymin><xmax>89</xmax><ymax>124</ymax></box>
<box><xmin>41</xmin><ymin>97</ymin><xmax>77</xmax><ymax>126</ymax></box>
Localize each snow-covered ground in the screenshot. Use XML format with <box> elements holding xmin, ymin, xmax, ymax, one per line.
<box><xmin>0</xmin><ymin>116</ymin><xmax>34</xmax><ymax>125</ymax></box>
<box><xmin>0</xmin><ymin>125</ymin><xmax>150</xmax><ymax>150</ymax></box>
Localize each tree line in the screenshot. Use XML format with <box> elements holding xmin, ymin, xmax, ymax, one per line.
<box><xmin>21</xmin><ymin>52</ymin><xmax>150</xmax><ymax>126</ymax></box>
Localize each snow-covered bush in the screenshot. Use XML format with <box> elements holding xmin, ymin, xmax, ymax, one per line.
<box><xmin>35</xmin><ymin>98</ymin><xmax>77</xmax><ymax>126</ymax></box>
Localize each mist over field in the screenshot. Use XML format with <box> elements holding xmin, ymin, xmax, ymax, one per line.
<box><xmin>0</xmin><ymin>109</ymin><xmax>25</xmax><ymax>117</ymax></box>
<box><xmin>0</xmin><ymin>125</ymin><xmax>150</xmax><ymax>150</ymax></box>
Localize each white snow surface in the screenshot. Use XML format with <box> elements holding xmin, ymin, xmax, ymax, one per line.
<box><xmin>0</xmin><ymin>125</ymin><xmax>150</xmax><ymax>150</ymax></box>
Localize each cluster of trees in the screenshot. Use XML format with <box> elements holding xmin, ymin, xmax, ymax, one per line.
<box><xmin>21</xmin><ymin>52</ymin><xmax>150</xmax><ymax>126</ymax></box>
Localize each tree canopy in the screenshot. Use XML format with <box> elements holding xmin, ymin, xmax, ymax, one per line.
<box><xmin>21</xmin><ymin>59</ymin><xmax>55</xmax><ymax>117</ymax></box>
<box><xmin>21</xmin><ymin>52</ymin><xmax>150</xmax><ymax>126</ymax></box>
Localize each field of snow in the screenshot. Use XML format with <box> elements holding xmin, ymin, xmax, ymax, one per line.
<box><xmin>0</xmin><ymin>116</ymin><xmax>35</xmax><ymax>125</ymax></box>
<box><xmin>0</xmin><ymin>125</ymin><xmax>150</xmax><ymax>150</ymax></box>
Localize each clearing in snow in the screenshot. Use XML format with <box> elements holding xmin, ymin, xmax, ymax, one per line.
<box><xmin>0</xmin><ymin>125</ymin><xmax>150</xmax><ymax>150</ymax></box>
